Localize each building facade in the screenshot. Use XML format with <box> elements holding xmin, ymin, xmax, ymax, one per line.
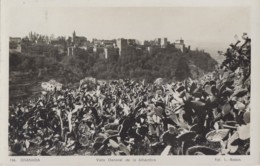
<box><xmin>67</xmin><ymin>47</ymin><xmax>74</xmax><ymax>56</ymax></box>
<box><xmin>116</xmin><ymin>38</ymin><xmax>128</xmax><ymax>57</ymax></box>
<box><xmin>174</xmin><ymin>38</ymin><xmax>185</xmax><ymax>52</ymax></box>
<box><xmin>104</xmin><ymin>47</ymin><xmax>119</xmax><ymax>60</ymax></box>
<box><xmin>72</xmin><ymin>31</ymin><xmax>88</xmax><ymax>47</ymax></box>
<box><xmin>9</xmin><ymin>37</ymin><xmax>22</xmax><ymax>53</ymax></box>
<box><xmin>161</xmin><ymin>38</ymin><xmax>168</xmax><ymax>48</ymax></box>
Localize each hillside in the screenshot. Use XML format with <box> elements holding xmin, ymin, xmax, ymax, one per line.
<box><xmin>9</xmin><ymin>45</ymin><xmax>218</xmax><ymax>101</ymax></box>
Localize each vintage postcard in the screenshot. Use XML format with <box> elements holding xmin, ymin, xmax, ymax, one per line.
<box><xmin>1</xmin><ymin>0</ymin><xmax>260</xmax><ymax>165</ymax></box>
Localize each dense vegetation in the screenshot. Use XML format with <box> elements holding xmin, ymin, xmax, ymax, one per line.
<box><xmin>8</xmin><ymin>34</ymin><xmax>251</xmax><ymax>156</ymax></box>
<box><xmin>10</xmin><ymin>44</ymin><xmax>217</xmax><ymax>85</ymax></box>
<box><xmin>9</xmin><ymin>41</ymin><xmax>217</xmax><ymax>102</ymax></box>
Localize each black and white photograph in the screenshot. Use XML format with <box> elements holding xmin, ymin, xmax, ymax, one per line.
<box><xmin>6</xmin><ymin>6</ymin><xmax>252</xmax><ymax>157</ymax></box>
<box><xmin>2</xmin><ymin>1</ymin><xmax>259</xmax><ymax>163</ymax></box>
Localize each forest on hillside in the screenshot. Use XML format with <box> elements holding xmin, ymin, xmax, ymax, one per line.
<box><xmin>9</xmin><ymin>44</ymin><xmax>218</xmax><ymax>85</ymax></box>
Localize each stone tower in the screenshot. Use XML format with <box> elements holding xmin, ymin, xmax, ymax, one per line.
<box><xmin>72</xmin><ymin>31</ymin><xmax>76</xmax><ymax>43</ymax></box>
<box><xmin>116</xmin><ymin>38</ymin><xmax>127</xmax><ymax>57</ymax></box>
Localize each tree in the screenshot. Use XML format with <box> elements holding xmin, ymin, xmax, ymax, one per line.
<box><xmin>175</xmin><ymin>57</ymin><xmax>191</xmax><ymax>81</ymax></box>
<box><xmin>9</xmin><ymin>52</ymin><xmax>22</xmax><ymax>70</ymax></box>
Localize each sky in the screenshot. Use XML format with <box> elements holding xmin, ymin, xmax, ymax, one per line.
<box><xmin>7</xmin><ymin>7</ymin><xmax>250</xmax><ymax>59</ymax></box>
